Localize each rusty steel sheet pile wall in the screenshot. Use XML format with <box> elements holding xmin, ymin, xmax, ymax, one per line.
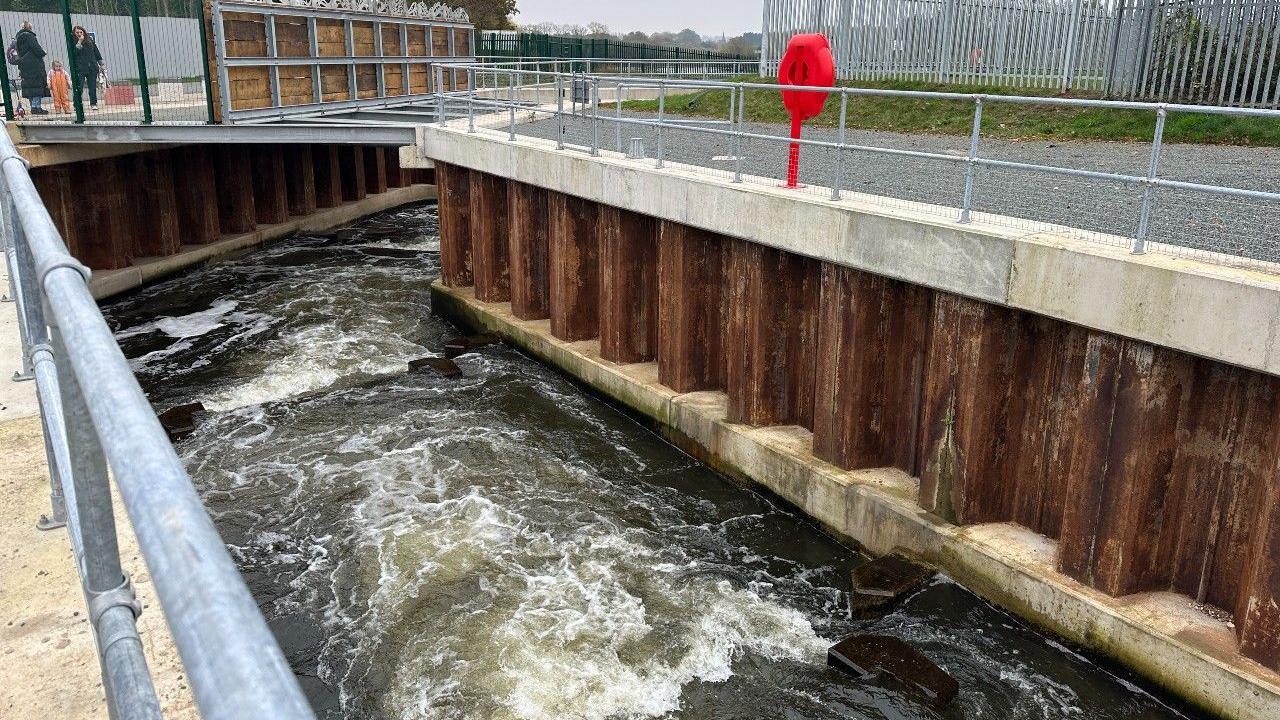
<box><xmin>29</xmin><ymin>145</ymin><xmax>426</xmax><ymax>276</ymax></box>
<box><xmin>434</xmin><ymin>159</ymin><xmax>1280</xmax><ymax>674</ymax></box>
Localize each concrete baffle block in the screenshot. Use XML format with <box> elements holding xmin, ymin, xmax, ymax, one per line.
<box><xmin>547</xmin><ymin>190</ymin><xmax>599</xmax><ymax>342</ymax></box>
<box><xmin>212</xmin><ymin>145</ymin><xmax>256</xmax><ymax>235</ymax></box>
<box><xmin>723</xmin><ymin>240</ymin><xmax>819</xmax><ymax>429</ymax></box>
<box><xmin>469</xmin><ymin>171</ymin><xmax>509</xmax><ymax>302</ymax></box>
<box><xmin>170</xmin><ymin>145</ymin><xmax>221</xmax><ymax>245</ymax></box>
<box><xmin>311</xmin><ymin>144</ymin><xmax>343</xmax><ymax>209</ymax></box>
<box><xmin>363</xmin><ymin>145</ymin><xmax>388</xmax><ymax>195</ymax></box>
<box><xmin>436</xmin><ymin>162</ymin><xmax>473</xmax><ymax>287</ymax></box>
<box><xmin>284</xmin><ymin>144</ymin><xmax>317</xmax><ymax>217</ymax></box>
<box><xmin>251</xmin><ymin>146</ymin><xmax>289</xmax><ymax>225</ymax></box>
<box><xmin>599</xmin><ymin>205</ymin><xmax>658</xmax><ymax>364</ymax></box>
<box><xmin>338</xmin><ymin>145</ymin><xmax>367</xmax><ymax>202</ymax></box>
<box><xmin>656</xmin><ymin>221</ymin><xmax>725</xmax><ymax>393</ymax></box>
<box><xmin>507</xmin><ymin>180</ymin><xmax>550</xmax><ymax>320</ymax></box>
<box><xmin>812</xmin><ymin>264</ymin><xmax>928</xmax><ymax>474</ymax></box>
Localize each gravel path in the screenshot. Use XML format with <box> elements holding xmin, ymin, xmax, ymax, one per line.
<box><xmin>515</xmin><ymin>111</ymin><xmax>1280</xmax><ymax>265</ymax></box>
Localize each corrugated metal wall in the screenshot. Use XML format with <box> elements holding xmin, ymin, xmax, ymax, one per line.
<box><xmin>760</xmin><ymin>0</ymin><xmax>1280</xmax><ymax>106</ymax></box>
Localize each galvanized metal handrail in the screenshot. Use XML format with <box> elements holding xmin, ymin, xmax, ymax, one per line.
<box><xmin>0</xmin><ymin>122</ymin><xmax>316</xmax><ymax>720</ymax></box>
<box><xmin>444</xmin><ymin>61</ymin><xmax>1280</xmax><ymax>258</ymax></box>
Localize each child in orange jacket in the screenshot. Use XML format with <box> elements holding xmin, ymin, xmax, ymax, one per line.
<box><xmin>48</xmin><ymin>60</ymin><xmax>71</xmax><ymax>114</ymax></box>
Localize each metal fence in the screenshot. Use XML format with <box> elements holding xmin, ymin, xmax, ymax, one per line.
<box><xmin>434</xmin><ymin>60</ymin><xmax>1280</xmax><ymax>271</ymax></box>
<box><xmin>1</xmin><ymin>1</ymin><xmax>214</xmax><ymax>124</ymax></box>
<box><xmin>480</xmin><ymin>30</ymin><xmax>752</xmax><ymax>62</ymax></box>
<box><xmin>760</xmin><ymin>0</ymin><xmax>1280</xmax><ymax>106</ymax></box>
<box><xmin>0</xmin><ymin>123</ymin><xmax>315</xmax><ymax>719</ymax></box>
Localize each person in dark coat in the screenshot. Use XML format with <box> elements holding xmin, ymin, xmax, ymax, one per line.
<box><xmin>15</xmin><ymin>21</ymin><xmax>48</xmax><ymax>115</ymax></box>
<box><xmin>71</xmin><ymin>25</ymin><xmax>104</xmax><ymax>110</ymax></box>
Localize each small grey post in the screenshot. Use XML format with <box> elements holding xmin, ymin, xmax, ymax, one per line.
<box><xmin>656</xmin><ymin>82</ymin><xmax>666</xmax><ymax>169</ymax></box>
<box><xmin>733</xmin><ymin>84</ymin><xmax>745</xmax><ymax>183</ymax></box>
<box><xmin>467</xmin><ymin>67</ymin><xmax>475</xmax><ymax>133</ymax></box>
<box><xmin>508</xmin><ymin>70</ymin><xmax>516</xmax><ymax>141</ymax></box>
<box><xmin>1133</xmin><ymin>107</ymin><xmax>1168</xmax><ymax>255</ymax></box>
<box><xmin>435</xmin><ymin>65</ymin><xmax>446</xmax><ymax>126</ymax></box>
<box><xmin>831</xmin><ymin>89</ymin><xmax>849</xmax><ymax>201</ymax></box>
<box><xmin>6</xmin><ymin>189</ymin><xmax>34</xmax><ymax>382</ymax></box>
<box><xmin>555</xmin><ymin>72</ymin><xmax>565</xmax><ymax>150</ymax></box>
<box><xmin>615</xmin><ymin>81</ymin><xmax>625</xmax><ymax>153</ymax></box>
<box><xmin>959</xmin><ymin>96</ymin><xmax>984</xmax><ymax>224</ymax></box>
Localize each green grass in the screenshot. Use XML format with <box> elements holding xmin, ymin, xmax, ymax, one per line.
<box><xmin>619</xmin><ymin>78</ymin><xmax>1280</xmax><ymax>146</ymax></box>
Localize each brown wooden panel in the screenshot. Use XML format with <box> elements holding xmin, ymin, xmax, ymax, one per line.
<box><xmin>599</xmin><ymin>206</ymin><xmax>658</xmax><ymax>364</ymax></box>
<box><xmin>278</xmin><ymin>66</ymin><xmax>314</xmax><ymax>106</ymax></box>
<box><xmin>409</xmin><ymin>65</ymin><xmax>429</xmax><ymax>93</ymax></box>
<box><xmin>470</xmin><ymin>172</ymin><xmax>510</xmax><ymax>302</ymax></box>
<box><xmin>437</xmin><ymin>162</ymin><xmax>472</xmax><ymax>287</ymax></box>
<box><xmin>384</xmin><ymin>65</ymin><xmax>404</xmax><ymax>96</ymax></box>
<box><xmin>656</xmin><ymin>221</ymin><xmax>725</xmax><ymax>393</ymax></box>
<box><xmin>453</xmin><ymin>28</ymin><xmax>471</xmax><ymax>55</ymax></box>
<box><xmin>431</xmin><ymin>26</ymin><xmax>449</xmax><ymax>56</ymax></box>
<box><xmin>170</xmin><ymin>146</ymin><xmax>220</xmax><ymax>245</ymax></box>
<box><xmin>320</xmin><ymin>66</ymin><xmax>350</xmax><ymax>102</ymax></box>
<box><xmin>129</xmin><ymin>150</ymin><xmax>181</xmax><ymax>258</ymax></box>
<box><xmin>508</xmin><ymin>181</ymin><xmax>550</xmax><ymax>320</ymax></box>
<box><xmin>223</xmin><ymin>13</ymin><xmax>267</xmax><ymax>56</ymax></box>
<box><xmin>453</xmin><ymin>68</ymin><xmax>467</xmax><ymax>91</ymax></box>
<box><xmin>351</xmin><ymin>21</ymin><xmax>375</xmax><ymax>55</ymax></box>
<box><xmin>338</xmin><ymin>146</ymin><xmax>366</xmax><ymax>201</ymax></box>
<box><xmin>407</xmin><ymin>26</ymin><xmax>427</xmax><ymax>55</ymax></box>
<box><xmin>362</xmin><ymin>145</ymin><xmax>387</xmax><ymax>195</ymax></box>
<box><xmin>381</xmin><ymin>23</ymin><xmax>402</xmax><ymax>55</ymax></box>
<box><xmin>227</xmin><ymin>66</ymin><xmax>271</xmax><ymax>110</ymax></box>
<box><xmin>251</xmin><ymin>146</ymin><xmax>289</xmax><ymax>225</ymax></box>
<box><xmin>315</xmin><ymin>19</ymin><xmax>346</xmax><ymax>56</ymax></box>
<box><xmin>274</xmin><ymin>15</ymin><xmax>310</xmax><ymax>57</ymax></box>
<box><xmin>723</xmin><ymin>241</ymin><xmax>819</xmax><ymax>429</ymax></box>
<box><xmin>213</xmin><ymin>146</ymin><xmax>256</xmax><ymax>235</ymax></box>
<box><xmin>311</xmin><ymin>144</ymin><xmax>342</xmax><ymax>209</ymax></box>
<box><xmin>284</xmin><ymin>145</ymin><xmax>317</xmax><ymax>217</ymax></box>
<box><xmin>548</xmin><ymin>191</ymin><xmax>600</xmax><ymax>342</ymax></box>
<box><xmin>812</xmin><ymin>264</ymin><xmax>929</xmax><ymax>474</ymax></box>
<box><xmin>356</xmin><ymin>64</ymin><xmax>378</xmax><ymax>98</ymax></box>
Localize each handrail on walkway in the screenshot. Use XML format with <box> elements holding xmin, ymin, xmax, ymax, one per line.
<box><xmin>0</xmin><ymin>121</ymin><xmax>315</xmax><ymax>719</ymax></box>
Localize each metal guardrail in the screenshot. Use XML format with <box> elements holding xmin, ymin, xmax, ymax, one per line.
<box><xmin>0</xmin><ymin>122</ymin><xmax>315</xmax><ymax>719</ymax></box>
<box><xmin>436</xmin><ymin>60</ymin><xmax>1280</xmax><ymax>263</ymax></box>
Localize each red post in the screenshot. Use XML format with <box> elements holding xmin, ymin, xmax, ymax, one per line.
<box><xmin>778</xmin><ymin>34</ymin><xmax>835</xmax><ymax>190</ymax></box>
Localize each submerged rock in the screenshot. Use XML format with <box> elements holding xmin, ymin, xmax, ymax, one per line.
<box><xmin>827</xmin><ymin>634</ymin><xmax>959</xmax><ymax>709</ymax></box>
<box><xmin>848</xmin><ymin>553</ymin><xmax>936</xmax><ymax>619</ymax></box>
<box><xmin>409</xmin><ymin>357</ymin><xmax>462</xmax><ymax>377</ymax></box>
<box><xmin>157</xmin><ymin>402</ymin><xmax>206</xmax><ymax>441</ymax></box>
<box><xmin>443</xmin><ymin>333</ymin><xmax>500</xmax><ymax>359</ymax></box>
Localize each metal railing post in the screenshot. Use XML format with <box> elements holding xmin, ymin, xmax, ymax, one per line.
<box><xmin>1133</xmin><ymin>107</ymin><xmax>1167</xmax><ymax>255</ymax></box>
<box><xmin>508</xmin><ymin>69</ymin><xmax>516</xmax><ymax>141</ymax></box>
<box><xmin>831</xmin><ymin>89</ymin><xmax>848</xmax><ymax>201</ymax></box>
<box><xmin>436</xmin><ymin>64</ymin><xmax>445</xmax><ymax>126</ymax></box>
<box><xmin>129</xmin><ymin>0</ymin><xmax>153</xmax><ymax>124</ymax></box>
<box><xmin>656</xmin><ymin>81</ymin><xmax>666</xmax><ymax>169</ymax></box>
<box><xmin>197</xmin><ymin>0</ymin><xmax>217</xmax><ymax>124</ymax></box>
<box><xmin>733</xmin><ymin>83</ymin><xmax>745</xmax><ymax>183</ymax></box>
<box><xmin>555</xmin><ymin>71</ymin><xmax>565</xmax><ymax>150</ymax></box>
<box><xmin>51</xmin><ymin>324</ymin><xmax>162</xmax><ymax>720</ymax></box>
<box><xmin>590</xmin><ymin>77</ymin><xmax>600</xmax><ymax>156</ymax></box>
<box><xmin>3</xmin><ymin>196</ymin><xmax>34</xmax><ymax>381</ymax></box>
<box><xmin>959</xmin><ymin>96</ymin><xmax>984</xmax><ymax>223</ymax></box>
<box><xmin>467</xmin><ymin>67</ymin><xmax>475</xmax><ymax>133</ymax></box>
<box><xmin>0</xmin><ymin>27</ymin><xmax>13</xmax><ymax>121</ymax></box>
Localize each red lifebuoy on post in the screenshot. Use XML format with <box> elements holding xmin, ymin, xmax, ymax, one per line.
<box><xmin>778</xmin><ymin>34</ymin><xmax>835</xmax><ymax>188</ymax></box>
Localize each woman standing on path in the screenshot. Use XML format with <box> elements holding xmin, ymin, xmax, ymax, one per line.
<box><xmin>14</xmin><ymin>21</ymin><xmax>48</xmax><ymax>116</ymax></box>
<box><xmin>71</xmin><ymin>25</ymin><xmax>104</xmax><ymax>110</ymax></box>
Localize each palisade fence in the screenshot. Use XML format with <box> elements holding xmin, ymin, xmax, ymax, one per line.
<box><xmin>760</xmin><ymin>0</ymin><xmax>1280</xmax><ymax>106</ymax></box>
<box><xmin>480</xmin><ymin>31</ymin><xmax>752</xmax><ymax>62</ymax></box>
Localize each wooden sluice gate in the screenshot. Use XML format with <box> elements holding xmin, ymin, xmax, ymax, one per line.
<box><xmin>431</xmin><ymin>159</ymin><xmax>1280</xmax><ymax>715</ymax></box>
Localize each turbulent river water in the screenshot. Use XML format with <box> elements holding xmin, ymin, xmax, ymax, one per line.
<box><xmin>104</xmin><ymin>203</ymin><xmax>1199</xmax><ymax>720</ymax></box>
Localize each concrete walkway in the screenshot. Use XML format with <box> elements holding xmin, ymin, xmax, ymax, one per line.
<box><xmin>0</xmin><ymin>260</ymin><xmax>197</xmax><ymax>718</ymax></box>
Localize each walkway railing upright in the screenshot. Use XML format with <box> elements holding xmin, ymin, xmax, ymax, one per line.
<box><xmin>0</xmin><ymin>122</ymin><xmax>315</xmax><ymax>719</ymax></box>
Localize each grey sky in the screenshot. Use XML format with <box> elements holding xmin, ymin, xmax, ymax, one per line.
<box><xmin>513</xmin><ymin>0</ymin><xmax>763</xmax><ymax>38</ymax></box>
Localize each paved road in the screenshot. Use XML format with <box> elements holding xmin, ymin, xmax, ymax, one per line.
<box><xmin>517</xmin><ymin>112</ymin><xmax>1280</xmax><ymax>265</ymax></box>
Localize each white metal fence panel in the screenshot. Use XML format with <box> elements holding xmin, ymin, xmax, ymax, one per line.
<box><xmin>760</xmin><ymin>0</ymin><xmax>1280</xmax><ymax>106</ymax></box>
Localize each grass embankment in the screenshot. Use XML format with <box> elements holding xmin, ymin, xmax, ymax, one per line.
<box><xmin>619</xmin><ymin>78</ymin><xmax>1280</xmax><ymax>146</ymax></box>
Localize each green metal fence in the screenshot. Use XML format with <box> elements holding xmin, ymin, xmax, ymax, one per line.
<box><xmin>479</xmin><ymin>31</ymin><xmax>751</xmax><ymax>62</ymax></box>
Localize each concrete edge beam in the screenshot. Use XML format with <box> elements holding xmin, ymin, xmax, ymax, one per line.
<box><xmin>411</xmin><ymin>125</ymin><xmax>1280</xmax><ymax>378</ymax></box>
<box><xmin>431</xmin><ymin>281</ymin><xmax>1280</xmax><ymax>720</ymax></box>
<box><xmin>90</xmin><ymin>184</ymin><xmax>436</xmax><ymax>300</ymax></box>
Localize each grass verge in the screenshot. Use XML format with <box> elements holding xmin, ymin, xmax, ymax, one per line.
<box><xmin>618</xmin><ymin>78</ymin><xmax>1280</xmax><ymax>146</ymax></box>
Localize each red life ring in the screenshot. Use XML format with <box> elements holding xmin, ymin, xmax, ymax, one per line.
<box><xmin>778</xmin><ymin>34</ymin><xmax>836</xmax><ymax>121</ymax></box>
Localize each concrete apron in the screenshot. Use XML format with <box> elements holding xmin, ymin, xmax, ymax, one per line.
<box><xmin>90</xmin><ymin>183</ymin><xmax>437</xmax><ymax>301</ymax></box>
<box><xmin>432</xmin><ymin>281</ymin><xmax>1280</xmax><ymax>720</ymax></box>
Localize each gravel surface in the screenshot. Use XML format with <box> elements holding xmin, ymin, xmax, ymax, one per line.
<box><xmin>515</xmin><ymin>111</ymin><xmax>1280</xmax><ymax>265</ymax></box>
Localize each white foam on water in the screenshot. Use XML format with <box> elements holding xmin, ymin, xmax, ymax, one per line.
<box><xmin>116</xmin><ymin>299</ymin><xmax>241</xmax><ymax>340</ymax></box>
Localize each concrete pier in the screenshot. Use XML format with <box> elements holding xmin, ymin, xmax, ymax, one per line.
<box><xmin>424</xmin><ymin>132</ymin><xmax>1280</xmax><ymax>718</ymax></box>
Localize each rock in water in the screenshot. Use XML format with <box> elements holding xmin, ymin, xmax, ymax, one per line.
<box><xmin>443</xmin><ymin>333</ymin><xmax>500</xmax><ymax>359</ymax></box>
<box><xmin>827</xmin><ymin>634</ymin><xmax>959</xmax><ymax>709</ymax></box>
<box><xmin>408</xmin><ymin>357</ymin><xmax>462</xmax><ymax>377</ymax></box>
<box><xmin>848</xmin><ymin>553</ymin><xmax>936</xmax><ymax>618</ymax></box>
<box><xmin>157</xmin><ymin>402</ymin><xmax>206</xmax><ymax>441</ymax></box>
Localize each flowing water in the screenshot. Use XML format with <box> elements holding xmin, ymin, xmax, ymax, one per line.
<box><xmin>104</xmin><ymin>204</ymin><xmax>1200</xmax><ymax>720</ymax></box>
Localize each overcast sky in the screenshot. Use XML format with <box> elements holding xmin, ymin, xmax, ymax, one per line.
<box><xmin>513</xmin><ymin>0</ymin><xmax>764</xmax><ymax>38</ymax></box>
